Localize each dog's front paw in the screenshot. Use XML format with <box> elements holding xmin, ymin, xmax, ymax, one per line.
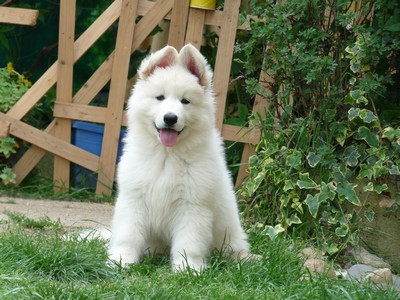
<box><xmin>108</xmin><ymin>250</ymin><xmax>141</xmax><ymax>268</ymax></box>
<box><xmin>172</xmin><ymin>255</ymin><xmax>206</xmax><ymax>273</ymax></box>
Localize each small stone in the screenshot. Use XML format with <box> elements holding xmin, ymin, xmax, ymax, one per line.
<box><xmin>365</xmin><ymin>268</ymin><xmax>393</xmax><ymax>284</ymax></box>
<box><xmin>299</xmin><ymin>247</ymin><xmax>324</xmax><ymax>259</ymax></box>
<box><xmin>378</xmin><ymin>197</ymin><xmax>395</xmax><ymax>209</ymax></box>
<box><xmin>303</xmin><ymin>258</ymin><xmax>336</xmax><ymax>280</ymax></box>
<box><xmin>350</xmin><ymin>246</ymin><xmax>391</xmax><ymax>269</ymax></box>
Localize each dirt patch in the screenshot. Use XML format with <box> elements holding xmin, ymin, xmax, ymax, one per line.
<box><xmin>0</xmin><ymin>196</ymin><xmax>114</xmax><ymax>231</ymax></box>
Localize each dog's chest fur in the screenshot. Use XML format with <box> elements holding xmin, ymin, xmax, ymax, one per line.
<box><xmin>136</xmin><ymin>149</ymin><xmax>216</xmax><ymax>233</ymax></box>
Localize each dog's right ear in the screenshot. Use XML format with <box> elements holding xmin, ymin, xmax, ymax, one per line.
<box><xmin>138</xmin><ymin>46</ymin><xmax>179</xmax><ymax>80</ymax></box>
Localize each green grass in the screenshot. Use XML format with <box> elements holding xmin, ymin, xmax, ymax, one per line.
<box><xmin>0</xmin><ymin>216</ymin><xmax>398</xmax><ymax>299</ymax></box>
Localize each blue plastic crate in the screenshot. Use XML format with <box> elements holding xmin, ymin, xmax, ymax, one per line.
<box><xmin>71</xmin><ymin>121</ymin><xmax>126</xmax><ymax>190</ymax></box>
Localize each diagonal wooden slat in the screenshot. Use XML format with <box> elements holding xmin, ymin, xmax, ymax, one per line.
<box><xmin>1</xmin><ymin>112</ymin><xmax>99</xmax><ymax>171</ymax></box>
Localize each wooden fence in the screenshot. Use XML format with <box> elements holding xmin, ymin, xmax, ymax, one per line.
<box><xmin>1</xmin><ymin>0</ymin><xmax>267</xmax><ymax>195</ymax></box>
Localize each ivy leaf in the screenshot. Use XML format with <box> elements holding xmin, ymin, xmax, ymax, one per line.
<box><xmin>348</xmin><ymin>107</ymin><xmax>360</xmax><ymax>121</ymax></box>
<box><xmin>291</xmin><ymin>199</ymin><xmax>303</xmax><ymax>214</ymax></box>
<box><xmin>296</xmin><ymin>173</ymin><xmax>318</xmax><ymax>190</ymax></box>
<box><xmin>286</xmin><ymin>149</ymin><xmax>302</xmax><ymax>170</ymax></box>
<box><xmin>280</xmin><ymin>193</ymin><xmax>291</xmax><ymax>208</ymax></box>
<box><xmin>319</xmin><ymin>182</ymin><xmax>336</xmax><ymax>202</ymax></box>
<box><xmin>264</xmin><ymin>224</ymin><xmax>285</xmax><ymax>241</ymax></box>
<box><xmin>287</xmin><ymin>214</ymin><xmax>302</xmax><ymax>226</ymax></box>
<box><xmin>337</xmin><ymin>181</ymin><xmax>360</xmax><ymax>206</ymax></box>
<box><xmin>372</xmin><ymin>161</ymin><xmax>388</xmax><ymax>178</ymax></box>
<box><xmin>343</xmin><ymin>145</ymin><xmax>360</xmax><ymax>167</ymax></box>
<box><xmin>305</xmin><ymin>194</ymin><xmax>319</xmax><ymax>218</ymax></box>
<box><xmin>349</xmin><ymin>89</ymin><xmax>368</xmax><ymax>105</ymax></box>
<box><xmin>363</xmin><ymin>182</ymin><xmax>374</xmax><ymax>192</ymax></box>
<box><xmin>335</xmin><ymin>224</ymin><xmax>349</xmax><ymax>237</ymax></box>
<box><xmin>382</xmin><ymin>127</ymin><xmax>400</xmax><ymax>141</ymax></box>
<box><xmin>364</xmin><ymin>208</ymin><xmax>375</xmax><ymax>222</ymax></box>
<box><xmin>374</xmin><ymin>184</ymin><xmax>388</xmax><ymax>194</ymax></box>
<box><xmin>327</xmin><ymin>243</ymin><xmax>339</xmax><ymax>255</ymax></box>
<box><xmin>359</xmin><ymin>109</ymin><xmax>378</xmax><ymax>123</ymax></box>
<box><xmin>358</xmin><ymin>163</ymin><xmax>373</xmax><ymax>179</ymax></box>
<box><xmin>283</xmin><ymin>179</ymin><xmax>295</xmax><ymax>191</ymax></box>
<box><xmin>245</xmin><ymin>171</ymin><xmax>265</xmax><ymax>196</ymax></box>
<box><xmin>356</xmin><ymin>126</ymin><xmax>379</xmax><ymax>148</ymax></box>
<box><xmin>389</xmin><ymin>165</ymin><xmax>400</xmax><ymax>175</ymax></box>
<box><xmin>306</xmin><ymin>152</ymin><xmax>321</xmax><ymax>168</ymax></box>
<box><xmin>332</xmin><ymin>122</ymin><xmax>350</xmax><ymax>147</ymax></box>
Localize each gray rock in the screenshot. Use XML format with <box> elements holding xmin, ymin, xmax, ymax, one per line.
<box><xmin>347</xmin><ymin>264</ymin><xmax>400</xmax><ymax>292</ymax></box>
<box><xmin>347</xmin><ymin>264</ymin><xmax>378</xmax><ymax>280</ymax></box>
<box><xmin>350</xmin><ymin>246</ymin><xmax>391</xmax><ymax>269</ymax></box>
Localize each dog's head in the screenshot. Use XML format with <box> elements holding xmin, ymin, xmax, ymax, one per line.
<box><xmin>128</xmin><ymin>44</ymin><xmax>215</xmax><ymax>148</ymax></box>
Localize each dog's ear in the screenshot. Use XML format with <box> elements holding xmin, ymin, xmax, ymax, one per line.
<box><xmin>179</xmin><ymin>44</ymin><xmax>212</xmax><ymax>89</ymax></box>
<box><xmin>138</xmin><ymin>46</ymin><xmax>179</xmax><ymax>80</ymax></box>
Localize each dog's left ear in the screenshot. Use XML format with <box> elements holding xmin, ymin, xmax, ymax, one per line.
<box><xmin>138</xmin><ymin>46</ymin><xmax>179</xmax><ymax>80</ymax></box>
<box><xmin>179</xmin><ymin>44</ymin><xmax>212</xmax><ymax>89</ymax></box>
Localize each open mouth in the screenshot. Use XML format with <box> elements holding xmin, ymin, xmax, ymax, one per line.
<box><xmin>154</xmin><ymin>124</ymin><xmax>184</xmax><ymax>147</ymax></box>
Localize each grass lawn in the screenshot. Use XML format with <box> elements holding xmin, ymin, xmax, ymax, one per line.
<box><xmin>0</xmin><ymin>216</ymin><xmax>398</xmax><ymax>300</ymax></box>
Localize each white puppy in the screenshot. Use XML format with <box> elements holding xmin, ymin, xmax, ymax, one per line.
<box><xmin>108</xmin><ymin>44</ymin><xmax>251</xmax><ymax>271</ymax></box>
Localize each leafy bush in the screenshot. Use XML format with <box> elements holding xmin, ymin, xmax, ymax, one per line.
<box><xmin>238</xmin><ymin>0</ymin><xmax>400</xmax><ymax>252</ymax></box>
<box><xmin>0</xmin><ymin>63</ymin><xmax>31</xmax><ymax>185</ymax></box>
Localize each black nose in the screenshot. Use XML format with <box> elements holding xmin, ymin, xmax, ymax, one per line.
<box><xmin>164</xmin><ymin>113</ymin><xmax>178</xmax><ymax>127</ymax></box>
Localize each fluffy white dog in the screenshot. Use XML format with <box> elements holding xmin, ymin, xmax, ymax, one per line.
<box><xmin>108</xmin><ymin>44</ymin><xmax>251</xmax><ymax>271</ymax></box>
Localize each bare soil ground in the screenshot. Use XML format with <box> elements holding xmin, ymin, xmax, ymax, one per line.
<box><xmin>0</xmin><ymin>196</ymin><xmax>114</xmax><ymax>232</ymax></box>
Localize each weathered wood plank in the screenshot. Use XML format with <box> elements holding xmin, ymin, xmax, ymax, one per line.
<box><xmin>1</xmin><ymin>112</ymin><xmax>99</xmax><ymax>171</ymax></box>
<box><xmin>0</xmin><ymin>7</ymin><xmax>38</xmax><ymax>26</ymax></box>
<box><xmin>221</xmin><ymin>124</ymin><xmax>260</xmax><ymax>145</ymax></box>
<box><xmin>167</xmin><ymin>0</ymin><xmax>190</xmax><ymax>50</ymax></box>
<box><xmin>53</xmin><ymin>0</ymin><xmax>76</xmax><ymax>191</ymax></box>
<box><xmin>0</xmin><ymin>120</ymin><xmax>10</xmax><ymax>137</ymax></box>
<box><xmin>213</xmin><ymin>0</ymin><xmax>241</xmax><ymax>131</ymax></box>
<box><xmin>185</xmin><ymin>8</ymin><xmax>205</xmax><ymax>48</ymax></box>
<box><xmin>53</xmin><ymin>103</ymin><xmax>128</xmax><ymax>126</ymax></box>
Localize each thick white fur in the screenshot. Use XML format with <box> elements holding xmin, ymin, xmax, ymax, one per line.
<box><xmin>108</xmin><ymin>44</ymin><xmax>250</xmax><ymax>271</ymax></box>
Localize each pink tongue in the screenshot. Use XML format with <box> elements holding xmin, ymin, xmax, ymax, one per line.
<box><xmin>159</xmin><ymin>128</ymin><xmax>179</xmax><ymax>147</ymax></box>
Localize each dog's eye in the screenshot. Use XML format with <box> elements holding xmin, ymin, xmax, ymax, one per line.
<box><xmin>156</xmin><ymin>95</ymin><xmax>165</xmax><ymax>101</ymax></box>
<box><xmin>181</xmin><ymin>98</ymin><xmax>190</xmax><ymax>105</ymax></box>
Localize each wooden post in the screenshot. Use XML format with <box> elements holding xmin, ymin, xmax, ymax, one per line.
<box><xmin>185</xmin><ymin>7</ymin><xmax>206</xmax><ymax>49</ymax></box>
<box><xmin>235</xmin><ymin>68</ymin><xmax>272</xmax><ymax>186</ymax></box>
<box><xmin>95</xmin><ymin>0</ymin><xmax>138</xmax><ymax>195</ymax></box>
<box><xmin>168</xmin><ymin>0</ymin><xmax>190</xmax><ymax>50</ymax></box>
<box><xmin>212</xmin><ymin>0</ymin><xmax>241</xmax><ymax>131</ymax></box>
<box><xmin>53</xmin><ymin>0</ymin><xmax>76</xmax><ymax>192</ymax></box>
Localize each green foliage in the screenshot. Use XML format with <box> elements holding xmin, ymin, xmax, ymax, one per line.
<box><xmin>239</xmin><ymin>0</ymin><xmax>400</xmax><ymax>251</ymax></box>
<box><xmin>0</xmin><ymin>63</ymin><xmax>30</xmax><ymax>113</ymax></box>
<box><xmin>0</xmin><ymin>63</ymin><xmax>31</xmax><ymax>186</ymax></box>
